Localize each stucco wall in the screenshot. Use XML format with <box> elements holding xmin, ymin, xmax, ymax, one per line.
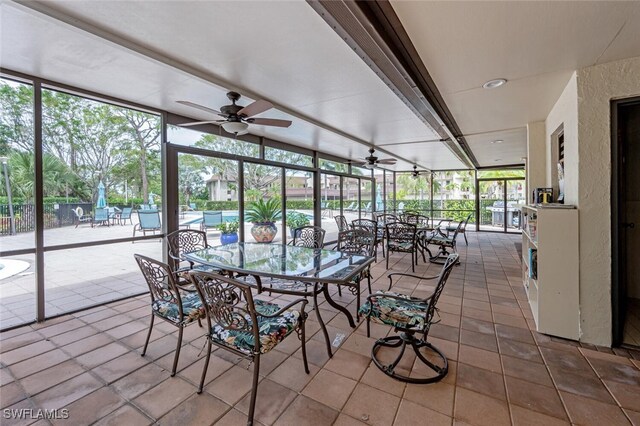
<box><xmin>545</xmin><ymin>72</ymin><xmax>579</xmax><ymax>206</ymax></box>
<box><xmin>542</xmin><ymin>57</ymin><xmax>640</xmax><ymax>345</ymax></box>
<box><xmin>576</xmin><ymin>56</ymin><xmax>640</xmax><ymax>345</ymax></box>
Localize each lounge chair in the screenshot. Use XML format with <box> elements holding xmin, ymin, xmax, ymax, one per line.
<box><xmin>119</xmin><ymin>207</ymin><xmax>133</xmax><ymax>225</ymax></box>
<box><xmin>344</xmin><ymin>201</ymin><xmax>356</xmax><ymax>212</ymax></box>
<box><xmin>73</xmin><ymin>207</ymin><xmax>93</xmax><ymax>228</ymax></box>
<box><xmin>133</xmin><ymin>210</ymin><xmax>161</xmax><ymax>239</ymax></box>
<box><xmin>92</xmin><ymin>208</ymin><xmax>110</xmax><ymax>227</ymax></box>
<box><xmin>200</xmin><ymin>211</ymin><xmax>223</xmax><ymax>232</ymax></box>
<box><xmin>189</xmin><ymin>202</ymin><xmax>197</xmax><ymax>211</ymax></box>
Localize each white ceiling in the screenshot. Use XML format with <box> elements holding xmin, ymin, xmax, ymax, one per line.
<box><xmin>0</xmin><ymin>0</ymin><xmax>469</xmax><ymax>171</ymax></box>
<box><xmin>391</xmin><ymin>0</ymin><xmax>640</xmax><ymax>166</ymax></box>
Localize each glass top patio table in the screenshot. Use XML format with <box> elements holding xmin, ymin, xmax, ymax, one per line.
<box><xmin>183</xmin><ymin>242</ymin><xmax>374</xmax><ymax>285</ymax></box>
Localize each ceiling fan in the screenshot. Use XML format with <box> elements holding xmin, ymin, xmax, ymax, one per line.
<box><xmin>352</xmin><ymin>148</ymin><xmax>397</xmax><ymax>169</ymax></box>
<box><xmin>411</xmin><ymin>165</ymin><xmax>430</xmax><ymax>179</ymax></box>
<box><xmin>176</xmin><ymin>91</ymin><xmax>292</xmax><ymax>135</ymax></box>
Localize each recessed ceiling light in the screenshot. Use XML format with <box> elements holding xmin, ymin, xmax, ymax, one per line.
<box><xmin>491</xmin><ymin>140</ymin><xmax>504</xmax><ymax>144</ymax></box>
<box><xmin>482</xmin><ymin>78</ymin><xmax>507</xmax><ymax>89</ymax></box>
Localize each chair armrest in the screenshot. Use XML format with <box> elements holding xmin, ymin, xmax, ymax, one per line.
<box><xmin>256</xmin><ymin>298</ymin><xmax>308</xmax><ymax>318</ymax></box>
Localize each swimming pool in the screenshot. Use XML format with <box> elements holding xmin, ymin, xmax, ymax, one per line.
<box><xmin>180</xmin><ymin>210</ymin><xmax>312</xmax><ymax>227</ymax></box>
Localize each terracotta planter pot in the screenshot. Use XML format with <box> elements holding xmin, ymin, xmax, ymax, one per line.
<box><xmin>250</xmin><ymin>222</ymin><xmax>277</xmax><ymax>243</ymax></box>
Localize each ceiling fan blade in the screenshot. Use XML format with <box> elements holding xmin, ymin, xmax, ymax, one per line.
<box><xmin>377</xmin><ymin>158</ymin><xmax>397</xmax><ymax>164</ymax></box>
<box><xmin>351</xmin><ymin>162</ymin><xmax>367</xmax><ymax>167</ymax></box>
<box><xmin>178</xmin><ymin>120</ymin><xmax>226</xmax><ymax>127</ymax></box>
<box><xmin>176</xmin><ymin>100</ymin><xmax>226</xmax><ymax>117</ymax></box>
<box><xmin>238</xmin><ymin>99</ymin><xmax>273</xmax><ymax>118</ymax></box>
<box><xmin>249</xmin><ymin>118</ymin><xmax>292</xmax><ymax>128</ymax></box>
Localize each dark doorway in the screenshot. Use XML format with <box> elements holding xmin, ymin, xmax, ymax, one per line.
<box><xmin>612</xmin><ymin>97</ymin><xmax>640</xmax><ymax>347</ymax></box>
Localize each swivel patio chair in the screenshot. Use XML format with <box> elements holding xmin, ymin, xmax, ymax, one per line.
<box><xmin>73</xmin><ymin>207</ymin><xmax>92</xmax><ymax>228</ymax></box>
<box><xmin>336</xmin><ymin>228</ymin><xmax>376</xmax><ymax>316</ymax></box>
<box><xmin>133</xmin><ymin>210</ymin><xmax>161</xmax><ymax>239</ymax></box>
<box><xmin>290</xmin><ymin>226</ymin><xmax>326</xmax><ymax>248</ymax></box>
<box><xmin>134</xmin><ymin>254</ymin><xmax>204</xmax><ymax>376</ymax></box>
<box><xmin>359</xmin><ymin>254</ymin><xmax>458</xmax><ymax>383</ymax></box>
<box><xmin>201</xmin><ymin>211</ymin><xmax>223</xmax><ymax>232</ymax></box>
<box><xmin>385</xmin><ymin>222</ymin><xmax>418</xmax><ymax>272</ymax></box>
<box><xmin>92</xmin><ymin>208</ymin><xmax>110</xmax><ymax>227</ymax></box>
<box><xmin>444</xmin><ymin>213</ymin><xmax>473</xmax><ymax>245</ymax></box>
<box><xmin>189</xmin><ymin>271</ymin><xmax>309</xmax><ymax>425</ymax></box>
<box><xmin>119</xmin><ymin>207</ymin><xmax>133</xmax><ymax>225</ymax></box>
<box><xmin>352</xmin><ymin>218</ymin><xmax>383</xmax><ymax>261</ymax></box>
<box><xmin>426</xmin><ymin>220</ymin><xmax>464</xmax><ymax>265</ymax></box>
<box><xmin>166</xmin><ymin>229</ymin><xmax>220</xmax><ymax>286</ymax></box>
<box><xmin>334</xmin><ymin>215</ymin><xmax>350</xmax><ymax>233</ymax></box>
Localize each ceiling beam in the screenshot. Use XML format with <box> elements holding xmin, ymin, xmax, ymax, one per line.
<box><xmin>307</xmin><ymin>0</ymin><xmax>479</xmax><ymax>169</ymax></box>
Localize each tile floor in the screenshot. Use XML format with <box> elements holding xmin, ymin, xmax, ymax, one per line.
<box><xmin>2</xmin><ymin>232</ymin><xmax>640</xmax><ymax>425</ymax></box>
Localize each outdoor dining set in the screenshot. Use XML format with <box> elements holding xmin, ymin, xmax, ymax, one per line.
<box><xmin>133</xmin><ymin>212</ymin><xmax>469</xmax><ymax>425</ymax></box>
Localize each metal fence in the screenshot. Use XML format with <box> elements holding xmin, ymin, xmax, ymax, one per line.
<box><xmin>0</xmin><ymin>203</ymin><xmax>93</xmax><ymax>236</ymax></box>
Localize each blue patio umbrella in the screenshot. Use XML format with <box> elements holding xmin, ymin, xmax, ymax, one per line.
<box><xmin>96</xmin><ymin>181</ymin><xmax>107</xmax><ymax>208</ymax></box>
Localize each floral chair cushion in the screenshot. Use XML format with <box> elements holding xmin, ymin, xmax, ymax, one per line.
<box><xmin>152</xmin><ymin>292</ymin><xmax>204</xmax><ymax>325</ymax></box>
<box><xmin>210</xmin><ymin>300</ymin><xmax>301</xmax><ymax>355</ymax></box>
<box><xmin>388</xmin><ymin>241</ymin><xmax>415</xmax><ymax>251</ymax></box>
<box><xmin>429</xmin><ymin>235</ymin><xmax>454</xmax><ymax>246</ymax></box>
<box><xmin>359</xmin><ymin>291</ymin><xmax>428</xmax><ymax>330</ymax></box>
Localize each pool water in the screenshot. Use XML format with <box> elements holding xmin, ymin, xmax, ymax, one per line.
<box><xmin>181</xmin><ymin>210</ymin><xmax>312</xmax><ymax>226</ymax></box>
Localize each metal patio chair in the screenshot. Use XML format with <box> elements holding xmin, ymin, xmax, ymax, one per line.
<box><xmin>166</xmin><ymin>229</ymin><xmax>220</xmax><ymax>286</ymax></box>
<box><xmin>359</xmin><ymin>254</ymin><xmax>459</xmax><ymax>383</ymax></box>
<box><xmin>134</xmin><ymin>254</ymin><xmax>204</xmax><ymax>376</ymax></box>
<box><xmin>352</xmin><ymin>218</ymin><xmax>383</xmax><ymax>261</ymax></box>
<box><xmin>290</xmin><ymin>226</ymin><xmax>326</xmax><ymax>248</ymax></box>
<box><xmin>335</xmin><ymin>215</ymin><xmax>350</xmax><ymax>233</ymax></box>
<box><xmin>133</xmin><ymin>210</ymin><xmax>161</xmax><ymax>239</ymax></box>
<box><xmin>444</xmin><ymin>213</ymin><xmax>473</xmax><ymax>245</ymax></box>
<box><xmin>426</xmin><ymin>220</ymin><xmax>464</xmax><ymax>265</ymax></box>
<box><xmin>189</xmin><ymin>271</ymin><xmax>309</xmax><ymax>425</ymax></box>
<box><xmin>385</xmin><ymin>222</ymin><xmax>418</xmax><ymax>272</ymax></box>
<box><xmin>336</xmin><ymin>228</ymin><xmax>376</xmax><ymax>316</ymax></box>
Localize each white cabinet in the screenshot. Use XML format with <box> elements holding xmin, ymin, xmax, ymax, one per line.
<box><xmin>522</xmin><ymin>205</ymin><xmax>580</xmax><ymax>340</ymax></box>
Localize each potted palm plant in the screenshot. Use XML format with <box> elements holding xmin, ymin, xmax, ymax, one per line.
<box><xmin>217</xmin><ymin>220</ymin><xmax>239</xmax><ymax>245</ymax></box>
<box><xmin>286</xmin><ymin>211</ymin><xmax>310</xmax><ymax>238</ymax></box>
<box><xmin>245</xmin><ymin>199</ymin><xmax>282</xmax><ymax>243</ymax></box>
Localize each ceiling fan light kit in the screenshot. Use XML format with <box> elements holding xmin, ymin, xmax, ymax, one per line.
<box><xmin>221</xmin><ymin>121</ymin><xmax>249</xmax><ymax>135</ymax></box>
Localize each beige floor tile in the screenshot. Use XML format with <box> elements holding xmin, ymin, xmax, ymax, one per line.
<box><xmin>133</xmin><ymin>376</ymin><xmax>195</xmax><ymax>420</ymax></box>
<box><xmin>324</xmin><ymin>348</ymin><xmax>371</xmax><ymax>381</ymax></box>
<box><xmin>32</xmin><ymin>372</ymin><xmax>103</xmax><ymax>410</ymax></box>
<box><xmin>92</xmin><ymin>351</ymin><xmax>150</xmax><ymax>384</ymax></box>
<box><xmin>302</xmin><ymin>369</ymin><xmax>358</xmax><ymax>410</ymax></box>
<box><xmin>76</xmin><ymin>342</ymin><xmax>129</xmax><ymax>369</ymax></box>
<box><xmin>9</xmin><ymin>349</ymin><xmax>70</xmax><ymax>379</ymax></box>
<box><xmin>394</xmin><ymin>399</ymin><xmax>452</xmax><ymax>426</ymax></box>
<box><xmin>268</xmin><ymin>356</ymin><xmax>320</xmax><ymax>392</ymax></box>
<box><xmin>156</xmin><ymin>393</ymin><xmax>229</xmax><ymax>426</ymax></box>
<box><xmin>505</xmin><ymin>375</ymin><xmax>568</xmax><ymax>420</ymax></box>
<box><xmin>510</xmin><ymin>405</ymin><xmax>570</xmax><ymax>426</ymax></box>
<box><xmin>404</xmin><ymin>381</ymin><xmax>455</xmax><ymax>417</ymax></box>
<box><xmin>342</xmin><ymin>383</ymin><xmax>400</xmax><ymax>426</ymax></box>
<box><xmin>53</xmin><ymin>387</ymin><xmax>125</xmax><ymax>426</ymax></box>
<box><xmin>205</xmin><ymin>365</ymin><xmax>255</xmax><ymax>406</ymax></box>
<box><xmin>93</xmin><ymin>404</ymin><xmax>152</xmax><ymax>426</ymax></box>
<box><xmin>178</xmin><ymin>352</ymin><xmax>235</xmax><ymax>387</ymax></box>
<box><xmin>458</xmin><ymin>344</ymin><xmax>502</xmax><ymax>373</ymax></box>
<box><xmin>235</xmin><ymin>379</ymin><xmax>297</xmax><ymax>425</ymax></box>
<box><xmin>454</xmin><ymin>388</ymin><xmax>511</xmax><ymax>426</ymax></box>
<box><xmin>111</xmin><ymin>362</ymin><xmax>170</xmax><ymax>399</ymax></box>
<box><xmin>561</xmin><ymin>391</ymin><xmax>630</xmax><ymax>425</ymax></box>
<box><xmin>20</xmin><ymin>359</ymin><xmax>85</xmax><ymax>396</ymax></box>
<box><xmin>360</xmin><ymin>365</ymin><xmax>406</xmax><ymax>398</ymax></box>
<box><xmin>333</xmin><ymin>413</ymin><xmax>368</xmax><ymax>425</ymax></box>
<box><xmin>215</xmin><ymin>408</ymin><xmax>265</xmax><ymax>426</ymax></box>
<box><xmin>1</xmin><ymin>340</ymin><xmax>56</xmax><ymax>365</ymax></box>
<box><xmin>274</xmin><ymin>395</ymin><xmax>339</xmax><ymax>426</ymax></box>
<box><xmin>0</xmin><ymin>382</ymin><xmax>27</xmax><ymax>409</ymax></box>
